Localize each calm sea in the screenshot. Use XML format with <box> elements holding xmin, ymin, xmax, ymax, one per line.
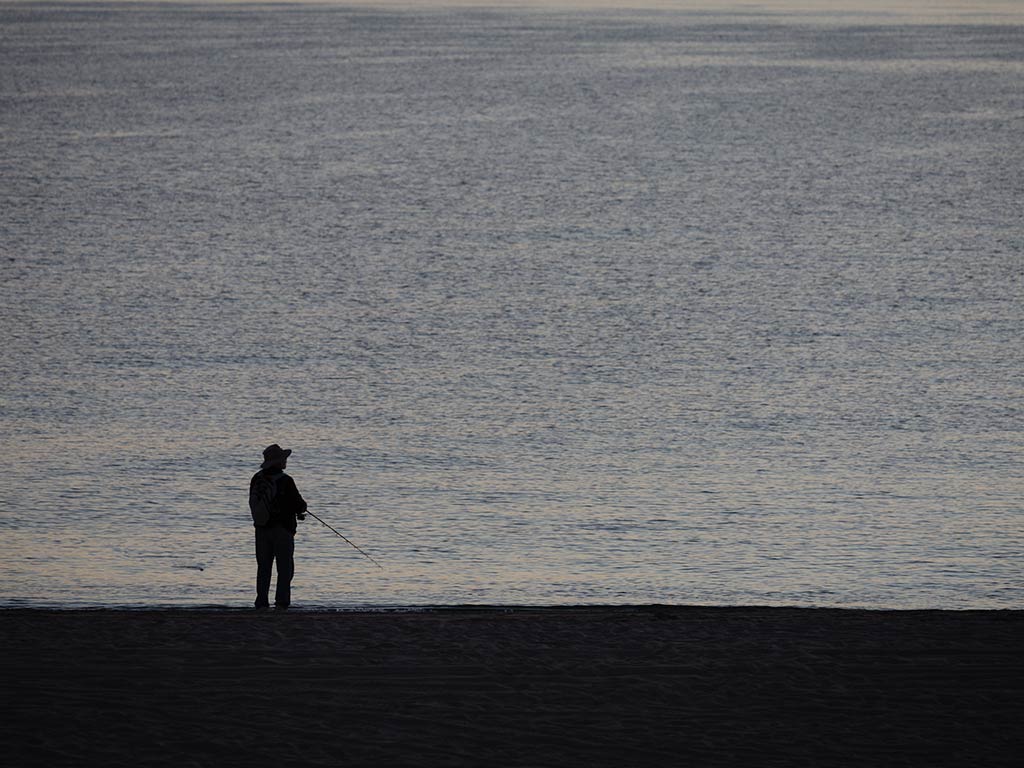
<box><xmin>1</xmin><ymin>1</ymin><xmax>1021</xmax><ymax>609</ymax></box>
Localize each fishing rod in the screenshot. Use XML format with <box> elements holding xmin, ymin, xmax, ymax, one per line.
<box><xmin>304</xmin><ymin>510</ymin><xmax>384</xmax><ymax>570</ymax></box>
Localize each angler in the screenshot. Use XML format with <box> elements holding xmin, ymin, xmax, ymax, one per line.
<box><xmin>248</xmin><ymin>444</ymin><xmax>383</xmax><ymax>611</ymax></box>
<box><xmin>249</xmin><ymin>443</ymin><xmax>307</xmax><ymax>610</ymax></box>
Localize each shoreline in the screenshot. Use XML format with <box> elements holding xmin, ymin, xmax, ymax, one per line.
<box><xmin>4</xmin><ymin>606</ymin><xmax>1019</xmax><ymax>618</ymax></box>
<box><xmin>4</xmin><ymin>605</ymin><xmax>1022</xmax><ymax>766</ymax></box>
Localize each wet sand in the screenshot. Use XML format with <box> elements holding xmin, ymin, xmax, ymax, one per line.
<box><xmin>3</xmin><ymin>606</ymin><xmax>1022</xmax><ymax>766</ymax></box>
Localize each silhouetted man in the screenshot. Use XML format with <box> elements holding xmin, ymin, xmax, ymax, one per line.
<box><xmin>250</xmin><ymin>443</ymin><xmax>307</xmax><ymax>609</ymax></box>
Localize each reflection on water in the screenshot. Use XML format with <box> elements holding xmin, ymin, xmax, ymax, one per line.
<box><xmin>1</xmin><ymin>1</ymin><xmax>1021</xmax><ymax>608</ymax></box>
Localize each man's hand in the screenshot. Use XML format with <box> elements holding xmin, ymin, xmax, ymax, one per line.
<box><xmin>297</xmin><ymin>511</ymin><xmax>307</xmax><ymax>521</ymax></box>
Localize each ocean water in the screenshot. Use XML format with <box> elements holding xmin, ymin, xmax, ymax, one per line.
<box><xmin>1</xmin><ymin>1</ymin><xmax>1021</xmax><ymax>609</ymax></box>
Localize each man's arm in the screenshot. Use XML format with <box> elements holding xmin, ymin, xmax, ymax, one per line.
<box><xmin>280</xmin><ymin>475</ymin><xmax>307</xmax><ymax>520</ymax></box>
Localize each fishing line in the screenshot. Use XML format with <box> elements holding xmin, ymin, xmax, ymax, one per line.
<box><xmin>305</xmin><ymin>510</ymin><xmax>384</xmax><ymax>570</ymax></box>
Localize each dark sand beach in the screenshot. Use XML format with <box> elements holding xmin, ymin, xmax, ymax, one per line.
<box><xmin>3</xmin><ymin>606</ymin><xmax>1022</xmax><ymax>766</ymax></box>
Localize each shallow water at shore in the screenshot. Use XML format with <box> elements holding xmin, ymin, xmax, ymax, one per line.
<box><xmin>1</xmin><ymin>2</ymin><xmax>1022</xmax><ymax>609</ymax></box>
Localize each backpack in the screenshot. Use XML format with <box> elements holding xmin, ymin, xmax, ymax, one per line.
<box><xmin>249</xmin><ymin>472</ymin><xmax>279</xmax><ymax>526</ymax></box>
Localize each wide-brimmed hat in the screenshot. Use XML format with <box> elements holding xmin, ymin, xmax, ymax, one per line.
<box><xmin>261</xmin><ymin>443</ymin><xmax>292</xmax><ymax>469</ymax></box>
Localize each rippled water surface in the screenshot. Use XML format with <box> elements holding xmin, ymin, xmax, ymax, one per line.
<box><xmin>2</xmin><ymin>1</ymin><xmax>1022</xmax><ymax>609</ymax></box>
